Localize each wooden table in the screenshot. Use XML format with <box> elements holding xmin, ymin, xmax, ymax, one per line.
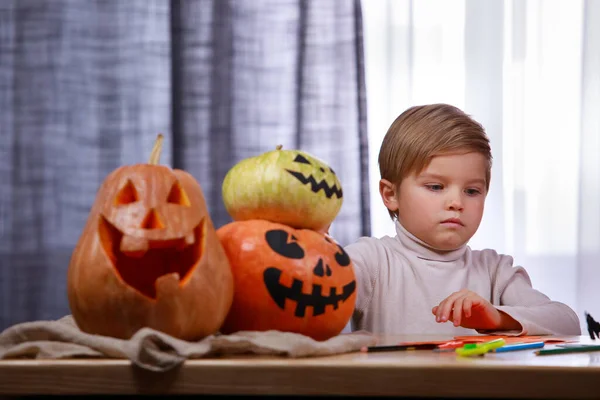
<box><xmin>1</xmin><ymin>334</ymin><xmax>598</xmax><ymax>399</ymax></box>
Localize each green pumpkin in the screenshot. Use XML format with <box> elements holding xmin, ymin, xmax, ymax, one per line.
<box><xmin>222</xmin><ymin>145</ymin><xmax>343</xmax><ymax>232</ymax></box>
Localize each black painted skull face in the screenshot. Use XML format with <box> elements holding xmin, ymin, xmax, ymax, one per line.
<box><xmin>284</xmin><ymin>152</ymin><xmax>343</xmax><ymax>200</ymax></box>
<box><xmin>262</xmin><ymin>229</ymin><xmax>356</xmax><ymax>318</ymax></box>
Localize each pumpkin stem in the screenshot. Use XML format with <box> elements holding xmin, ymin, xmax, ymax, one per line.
<box><xmin>149</xmin><ymin>134</ymin><xmax>164</xmax><ymax>165</ymax></box>
<box><xmin>276</xmin><ymin>144</ymin><xmax>283</xmax><ymax>150</ymax></box>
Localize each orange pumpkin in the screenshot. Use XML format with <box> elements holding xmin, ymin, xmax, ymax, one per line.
<box><xmin>216</xmin><ymin>219</ymin><xmax>356</xmax><ymax>341</ymax></box>
<box><xmin>67</xmin><ymin>134</ymin><xmax>234</xmax><ymax>340</ymax></box>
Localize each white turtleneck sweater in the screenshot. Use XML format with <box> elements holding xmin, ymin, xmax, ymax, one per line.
<box><xmin>346</xmin><ymin>221</ymin><xmax>581</xmax><ymax>336</ymax></box>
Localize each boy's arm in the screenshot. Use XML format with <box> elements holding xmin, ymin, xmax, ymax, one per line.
<box><xmin>344</xmin><ymin>238</ymin><xmax>380</xmax><ymax>332</ymax></box>
<box><xmin>483</xmin><ymin>257</ymin><xmax>581</xmax><ymax>336</ymax></box>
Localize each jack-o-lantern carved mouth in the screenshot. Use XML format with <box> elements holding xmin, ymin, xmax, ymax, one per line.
<box><xmin>263</xmin><ymin>266</ymin><xmax>356</xmax><ymax>317</ymax></box>
<box><xmin>98</xmin><ymin>215</ymin><xmax>204</xmax><ymax>299</ymax></box>
<box><xmin>284</xmin><ymin>170</ymin><xmax>343</xmax><ymax>199</ymax></box>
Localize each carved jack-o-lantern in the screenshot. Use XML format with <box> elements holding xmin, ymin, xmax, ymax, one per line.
<box><xmin>216</xmin><ymin>219</ymin><xmax>356</xmax><ymax>341</ymax></box>
<box><xmin>67</xmin><ymin>135</ymin><xmax>234</xmax><ymax>340</ymax></box>
<box><xmin>222</xmin><ymin>146</ymin><xmax>343</xmax><ymax>232</ymax></box>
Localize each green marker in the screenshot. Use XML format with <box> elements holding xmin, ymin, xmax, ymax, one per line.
<box><xmin>536</xmin><ymin>344</ymin><xmax>600</xmax><ymax>356</ymax></box>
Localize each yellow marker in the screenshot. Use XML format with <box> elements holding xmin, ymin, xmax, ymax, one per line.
<box><xmin>455</xmin><ymin>338</ymin><xmax>506</xmax><ymax>357</ymax></box>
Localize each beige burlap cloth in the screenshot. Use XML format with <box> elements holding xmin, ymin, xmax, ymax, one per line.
<box><xmin>0</xmin><ymin>315</ymin><xmax>377</xmax><ymax>372</ymax></box>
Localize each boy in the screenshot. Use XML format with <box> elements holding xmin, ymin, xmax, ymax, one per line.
<box><xmin>347</xmin><ymin>103</ymin><xmax>581</xmax><ymax>336</ymax></box>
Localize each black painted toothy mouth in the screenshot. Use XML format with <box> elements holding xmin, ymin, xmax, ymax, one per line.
<box><xmin>263</xmin><ymin>266</ymin><xmax>356</xmax><ymax>317</ymax></box>
<box><xmin>98</xmin><ymin>215</ymin><xmax>204</xmax><ymax>299</ymax></box>
<box><xmin>285</xmin><ymin>170</ymin><xmax>343</xmax><ymax>199</ymax></box>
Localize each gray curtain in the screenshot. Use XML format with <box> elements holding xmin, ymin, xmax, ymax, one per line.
<box><xmin>0</xmin><ymin>0</ymin><xmax>370</xmax><ymax>330</ymax></box>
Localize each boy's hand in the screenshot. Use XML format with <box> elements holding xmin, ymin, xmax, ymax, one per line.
<box><xmin>431</xmin><ymin>289</ymin><xmax>521</xmax><ymax>331</ymax></box>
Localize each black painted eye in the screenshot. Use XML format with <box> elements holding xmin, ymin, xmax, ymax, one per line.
<box><xmin>324</xmin><ymin>236</ymin><xmax>351</xmax><ymax>266</ymax></box>
<box><xmin>265</xmin><ymin>230</ymin><xmax>305</xmax><ymax>259</ymax></box>
<box><xmin>334</xmin><ymin>244</ymin><xmax>351</xmax><ymax>266</ymax></box>
<box><xmin>293</xmin><ymin>154</ymin><xmax>311</xmax><ymax>164</ymax></box>
<box><xmin>329</xmin><ymin>167</ymin><xmax>336</xmax><ymax>175</ymax></box>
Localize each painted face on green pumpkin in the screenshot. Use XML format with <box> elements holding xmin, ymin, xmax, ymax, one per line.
<box><xmin>222</xmin><ymin>147</ymin><xmax>344</xmax><ymax>232</ymax></box>
<box><xmin>284</xmin><ymin>152</ymin><xmax>343</xmax><ymax>201</ymax></box>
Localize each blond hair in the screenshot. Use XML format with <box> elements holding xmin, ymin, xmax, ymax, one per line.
<box><xmin>378</xmin><ymin>103</ymin><xmax>492</xmax><ymax>220</ymax></box>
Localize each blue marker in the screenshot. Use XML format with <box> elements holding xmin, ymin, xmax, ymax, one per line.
<box><xmin>493</xmin><ymin>341</ymin><xmax>545</xmax><ymax>353</ymax></box>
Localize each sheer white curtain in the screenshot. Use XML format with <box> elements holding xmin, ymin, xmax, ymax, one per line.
<box><xmin>361</xmin><ymin>0</ymin><xmax>600</xmax><ymax>331</ymax></box>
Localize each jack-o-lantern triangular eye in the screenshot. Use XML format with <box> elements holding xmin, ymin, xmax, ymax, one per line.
<box><xmin>114</xmin><ymin>180</ymin><xmax>139</xmax><ymax>205</ymax></box>
<box><xmin>167</xmin><ymin>181</ymin><xmax>190</xmax><ymax>207</ymax></box>
<box><xmin>293</xmin><ymin>154</ymin><xmax>311</xmax><ymax>164</ymax></box>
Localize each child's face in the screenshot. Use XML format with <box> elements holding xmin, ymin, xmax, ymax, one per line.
<box><xmin>395</xmin><ymin>152</ymin><xmax>487</xmax><ymax>250</ymax></box>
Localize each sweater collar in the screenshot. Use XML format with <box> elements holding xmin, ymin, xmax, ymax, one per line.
<box><xmin>394</xmin><ymin>220</ymin><xmax>467</xmax><ymax>262</ymax></box>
